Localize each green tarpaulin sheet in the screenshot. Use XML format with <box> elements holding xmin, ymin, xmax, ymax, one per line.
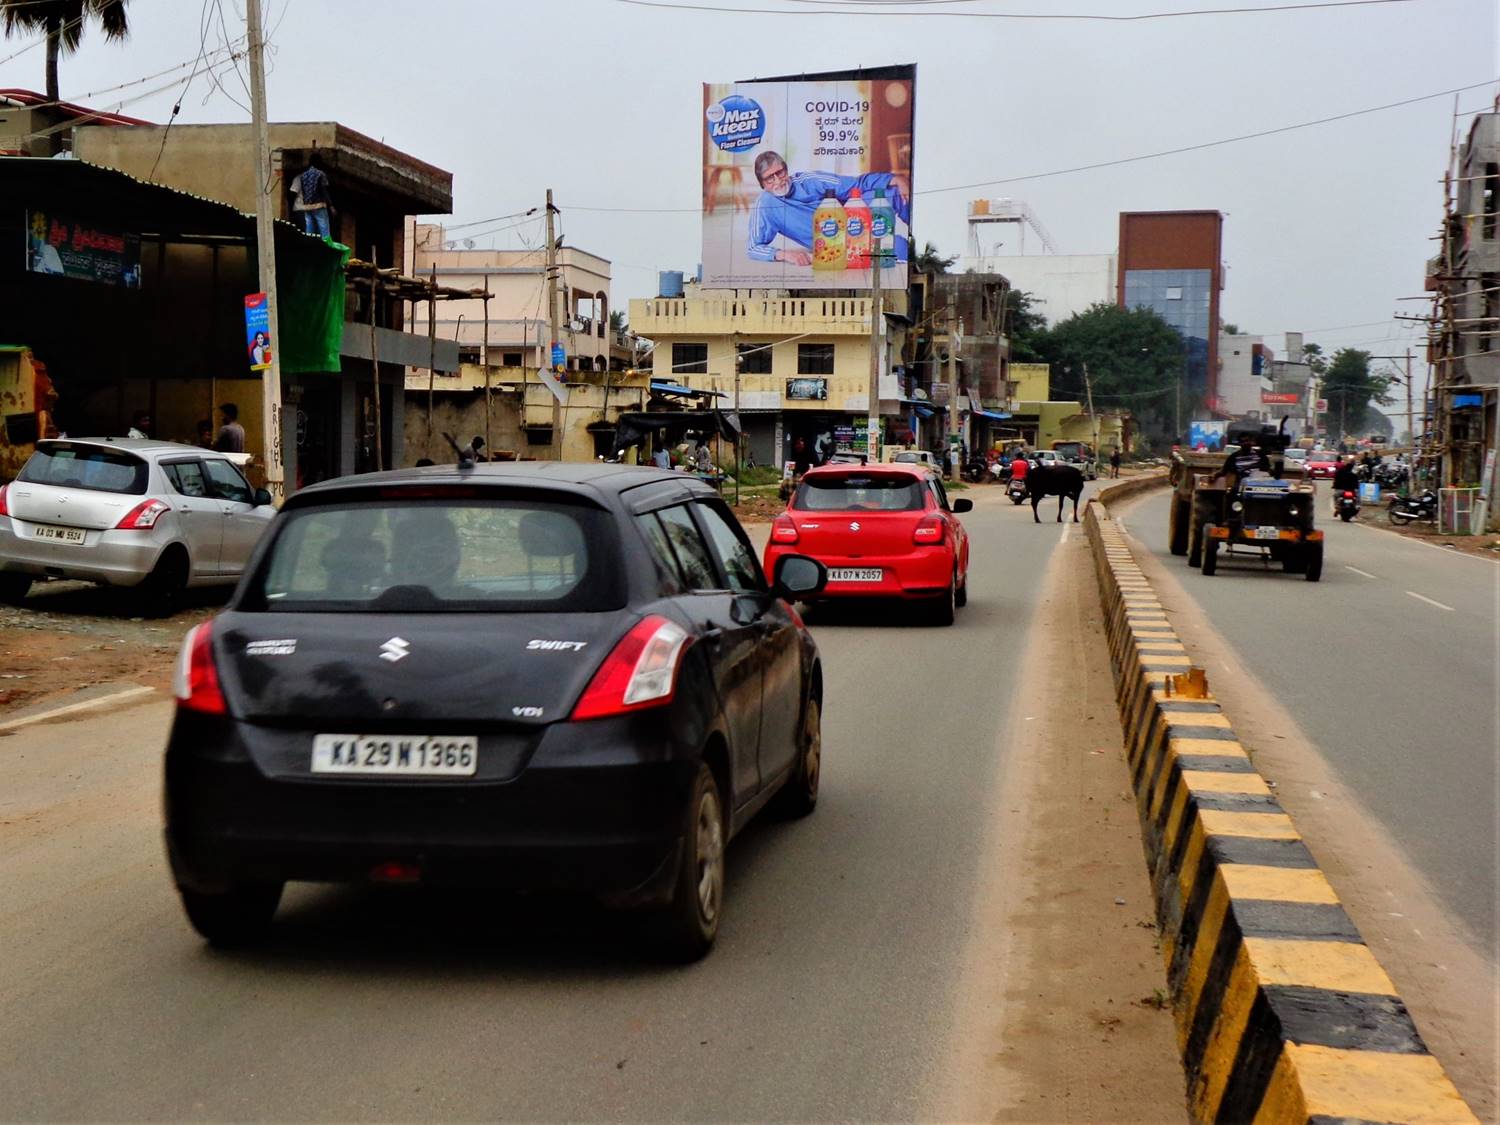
<box><xmin>277</xmin><ymin>236</ymin><xmax>349</xmax><ymax>375</ymax></box>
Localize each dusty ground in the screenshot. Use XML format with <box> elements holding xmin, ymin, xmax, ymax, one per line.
<box><xmin>934</xmin><ymin>514</ymin><xmax>1187</xmax><ymax>1123</ymax></box>
<box><xmin>1361</xmin><ymin>514</ymin><xmax>1500</xmax><ymax>558</ymax></box>
<box><xmin>0</xmin><ymin>582</ymin><xmax>216</xmax><ymax>717</ymax></box>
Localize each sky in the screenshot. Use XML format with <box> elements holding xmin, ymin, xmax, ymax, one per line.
<box><xmin>4</xmin><ymin>0</ymin><xmax>1497</xmax><ymax>383</ymax></box>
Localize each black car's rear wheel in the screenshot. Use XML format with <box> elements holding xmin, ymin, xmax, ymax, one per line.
<box><xmin>179</xmin><ymin>881</ymin><xmax>283</xmax><ymax>948</ymax></box>
<box><xmin>774</xmin><ymin>697</ymin><xmax>821</xmax><ymax>819</ymax></box>
<box><xmin>653</xmin><ymin>763</ymin><xmax>724</xmax><ymax>962</ymax></box>
<box><xmin>1169</xmin><ymin>498</ymin><xmax>1190</xmax><ymax>556</ymax></box>
<box><xmin>0</xmin><ymin>573</ymin><xmax>31</xmax><ymax>605</ymax></box>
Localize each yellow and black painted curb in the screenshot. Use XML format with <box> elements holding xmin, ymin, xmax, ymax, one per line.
<box><xmin>1082</xmin><ymin>490</ymin><xmax>1477</xmax><ymax>1125</ymax></box>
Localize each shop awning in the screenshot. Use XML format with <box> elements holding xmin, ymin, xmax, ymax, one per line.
<box><xmin>970</xmin><ymin>408</ymin><xmax>1012</xmax><ymax>421</ymax></box>
<box><xmin>910</xmin><ymin>401</ymin><xmax>937</xmax><ymax>418</ymax></box>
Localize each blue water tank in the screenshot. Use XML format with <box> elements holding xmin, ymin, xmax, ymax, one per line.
<box><xmin>659</xmin><ymin>270</ymin><xmax>684</xmax><ymax>298</ymax></box>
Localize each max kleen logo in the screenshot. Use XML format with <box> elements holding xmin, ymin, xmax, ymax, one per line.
<box><xmin>705</xmin><ymin>95</ymin><xmax>765</xmax><ymax>153</ymax></box>
<box><xmin>379</xmin><ymin>637</ymin><xmax>410</xmax><ymax>663</ymax></box>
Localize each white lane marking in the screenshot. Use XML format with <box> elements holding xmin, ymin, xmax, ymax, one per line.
<box><xmin>1405</xmin><ymin>590</ymin><xmax>1456</xmax><ymax>612</ymax></box>
<box><xmin>1344</xmin><ymin>565</ymin><xmax>1379</xmax><ymax>579</ymax></box>
<box><xmin>0</xmin><ymin>684</ymin><xmax>156</xmax><ymax>732</ymax></box>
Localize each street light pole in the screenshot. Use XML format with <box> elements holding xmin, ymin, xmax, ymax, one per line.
<box><xmin>245</xmin><ymin>0</ymin><xmax>284</xmax><ymax>500</ymax></box>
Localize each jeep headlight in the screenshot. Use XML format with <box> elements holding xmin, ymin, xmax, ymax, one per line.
<box><xmin>1231</xmin><ymin>501</ymin><xmax>1243</xmax><ymax>512</ymax></box>
<box><xmin>1288</xmin><ymin>506</ymin><xmax>1299</xmax><ymax>517</ymax></box>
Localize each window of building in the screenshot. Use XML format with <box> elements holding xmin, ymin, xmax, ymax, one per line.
<box><xmin>1482</xmin><ymin>275</ymin><xmax>1498</xmax><ymax>355</ymax></box>
<box><xmin>797</xmin><ymin>343</ymin><xmax>835</xmax><ymax>375</ymax></box>
<box><xmin>1165</xmin><ymin>286</ymin><xmax>1183</xmax><ymax>301</ymax></box>
<box><xmin>737</xmin><ymin>342</ymin><xmax>773</xmax><ymax>374</ymax></box>
<box><xmin>1485</xmin><ymin>162</ymin><xmax>1498</xmax><ymax>242</ymax></box>
<box><xmin>672</xmin><ymin>342</ymin><xmax>709</xmax><ymax>375</ymax></box>
<box><xmin>502</xmin><ymin>352</ymin><xmax>523</xmax><ymax>367</ymax></box>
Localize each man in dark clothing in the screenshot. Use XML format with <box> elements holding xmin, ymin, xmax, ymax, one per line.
<box><xmin>1219</xmin><ymin>435</ymin><xmax>1271</xmax><ymax>492</ymax></box>
<box><xmin>1331</xmin><ymin>456</ymin><xmax>1360</xmax><ymax>515</ymax></box>
<box><xmin>214</xmin><ymin>403</ymin><xmax>246</xmax><ymax>453</ymax></box>
<box><xmin>1109</xmin><ymin>448</ymin><xmax>1122</xmax><ymax>478</ymax></box>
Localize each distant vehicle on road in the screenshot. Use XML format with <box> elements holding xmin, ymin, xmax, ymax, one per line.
<box><xmin>1049</xmin><ymin>441</ymin><xmax>1097</xmax><ymax>479</ymax></box>
<box><xmin>1281</xmin><ymin>448</ymin><xmax>1309</xmax><ymax>467</ymax></box>
<box><xmin>164</xmin><ymin>463</ymin><xmax>827</xmax><ymax>961</ymax></box>
<box><xmin>887</xmin><ymin>449</ymin><xmax>941</xmax><ymax>471</ymax></box>
<box><xmin>765</xmin><ymin>462</ymin><xmax>971</xmax><ymax>625</ymax></box>
<box><xmin>0</xmin><ymin>438</ymin><xmax>275</xmax><ymax>615</ymax></box>
<box><xmin>1306</xmin><ymin>451</ymin><xmax>1341</xmax><ymax>480</ymax></box>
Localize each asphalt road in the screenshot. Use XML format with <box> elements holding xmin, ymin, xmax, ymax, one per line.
<box><xmin>0</xmin><ymin>484</ymin><xmax>1107</xmax><ymax>1122</ymax></box>
<box><xmin>1121</xmin><ymin>489</ymin><xmax>1499</xmax><ymax>951</ymax></box>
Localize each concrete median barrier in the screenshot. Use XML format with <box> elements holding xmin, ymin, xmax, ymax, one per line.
<box><xmin>1083</xmin><ymin>496</ymin><xmax>1477</xmax><ymax>1124</ymax></box>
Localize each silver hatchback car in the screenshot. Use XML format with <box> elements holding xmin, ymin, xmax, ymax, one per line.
<box><xmin>0</xmin><ymin>438</ymin><xmax>276</xmax><ymax>615</ymax></box>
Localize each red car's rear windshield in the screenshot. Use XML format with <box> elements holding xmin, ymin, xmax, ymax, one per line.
<box><xmin>793</xmin><ymin>474</ymin><xmax>927</xmax><ymax>512</ymax></box>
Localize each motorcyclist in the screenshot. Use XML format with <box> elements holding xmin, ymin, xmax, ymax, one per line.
<box><xmin>1331</xmin><ymin>455</ymin><xmax>1360</xmax><ymax>515</ymax></box>
<box><xmin>1009</xmin><ymin>449</ymin><xmax>1030</xmax><ymax>490</ymax></box>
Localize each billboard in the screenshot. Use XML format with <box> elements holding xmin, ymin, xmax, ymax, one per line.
<box><xmin>27</xmin><ymin>210</ymin><xmax>140</xmax><ymax>287</ymax></box>
<box><xmin>244</xmin><ymin>293</ymin><xmax>272</xmax><ymax>372</ymax></box>
<box><xmin>1188</xmin><ymin>420</ymin><xmax>1227</xmax><ymax>451</ymax></box>
<box><xmin>701</xmin><ymin>71</ymin><xmax>914</xmax><ymax>291</ymax></box>
<box><xmin>1261</xmin><ymin>391</ymin><xmax>1300</xmax><ymax>405</ymax></box>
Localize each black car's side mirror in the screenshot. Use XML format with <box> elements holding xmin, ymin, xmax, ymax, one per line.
<box><xmin>253</xmin><ymin>488</ymin><xmax>273</xmax><ymax>507</ymax></box>
<box><xmin>771</xmin><ymin>554</ymin><xmax>826</xmax><ymax>601</ymax></box>
<box><xmin>952</xmin><ymin>498</ymin><xmax>974</xmax><ymax>513</ymax></box>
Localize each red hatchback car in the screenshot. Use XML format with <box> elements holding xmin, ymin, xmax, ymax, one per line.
<box><xmin>763</xmin><ymin>463</ymin><xmax>972</xmax><ymax>625</ymax></box>
<box><xmin>1306</xmin><ymin>451</ymin><xmax>1341</xmax><ymax>480</ymax></box>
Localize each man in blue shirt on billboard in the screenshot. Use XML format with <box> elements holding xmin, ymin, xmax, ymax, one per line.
<box><xmin>747</xmin><ymin>150</ymin><xmax>910</xmax><ymax>266</ymax></box>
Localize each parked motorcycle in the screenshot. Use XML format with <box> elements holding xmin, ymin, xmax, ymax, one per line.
<box><xmin>1388</xmin><ymin>489</ymin><xmax>1437</xmax><ymax>525</ymax></box>
<box><xmin>1336</xmin><ymin>489</ymin><xmax>1360</xmax><ymax>522</ymax></box>
<box><xmin>1007</xmin><ymin>476</ymin><xmax>1028</xmax><ymax>505</ymax></box>
<box><xmin>962</xmin><ymin>457</ymin><xmax>990</xmax><ymax>484</ymax></box>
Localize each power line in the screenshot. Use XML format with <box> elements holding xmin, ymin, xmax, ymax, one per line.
<box><xmin>562</xmin><ymin>77</ymin><xmax>1499</xmax><ymax>215</ymax></box>
<box><xmin>615</xmin><ymin>0</ymin><xmax>1414</xmax><ymax>19</ymax></box>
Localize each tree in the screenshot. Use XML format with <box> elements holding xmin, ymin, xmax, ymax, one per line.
<box><xmin>608</xmin><ymin>309</ymin><xmax>627</xmax><ymax>332</ymax></box>
<box><xmin>1002</xmin><ymin>289</ymin><xmax>1048</xmax><ymax>363</ymax></box>
<box><xmin>1320</xmin><ymin>348</ymin><xmax>1393</xmax><ymax>440</ymax></box>
<box><xmin>1039</xmin><ymin>303</ymin><xmax>1187</xmax><ymax>438</ymax></box>
<box><xmin>1</xmin><ymin>0</ymin><xmax>130</xmax><ymax>105</ymax></box>
<box><xmin>1222</xmin><ymin>323</ymin><xmax>1241</xmax><ymax>335</ymax></box>
<box><xmin>1300</xmin><ymin>341</ymin><xmax>1328</xmax><ymax>377</ymax></box>
<box><xmin>913</xmin><ymin>241</ymin><xmax>957</xmax><ymax>275</ymax></box>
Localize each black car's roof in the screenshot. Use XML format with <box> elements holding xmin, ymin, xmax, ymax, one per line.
<box><xmin>286</xmin><ymin>462</ymin><xmax>719</xmax><ymax>508</ymax></box>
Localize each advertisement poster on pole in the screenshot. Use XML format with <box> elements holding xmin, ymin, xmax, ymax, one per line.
<box><xmin>701</xmin><ymin>66</ymin><xmax>914</xmax><ymax>291</ymax></box>
<box><xmin>244</xmin><ymin>293</ymin><xmax>272</xmax><ymax>372</ymax></box>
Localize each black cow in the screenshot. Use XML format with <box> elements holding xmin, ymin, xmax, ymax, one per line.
<box><xmin>1027</xmin><ymin>463</ymin><xmax>1085</xmax><ymax>523</ymax></box>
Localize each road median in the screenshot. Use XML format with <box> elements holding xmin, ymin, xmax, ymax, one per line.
<box><xmin>1082</xmin><ymin>477</ymin><xmax>1478</xmax><ymax>1124</ymax></box>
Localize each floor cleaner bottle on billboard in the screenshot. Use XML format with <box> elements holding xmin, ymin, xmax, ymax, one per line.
<box><xmin>869</xmin><ymin>188</ymin><xmax>896</xmax><ymax>264</ymax></box>
<box><xmin>812</xmin><ymin>190</ymin><xmax>847</xmax><ymax>272</ymax></box>
<box><xmin>844</xmin><ymin>188</ymin><xmax>872</xmax><ymax>270</ymax></box>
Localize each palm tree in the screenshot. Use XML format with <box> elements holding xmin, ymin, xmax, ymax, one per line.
<box><xmin>1</xmin><ymin>0</ymin><xmax>131</xmax><ymax>105</ymax></box>
<box><xmin>913</xmin><ymin>241</ymin><xmax>957</xmax><ymax>275</ymax></box>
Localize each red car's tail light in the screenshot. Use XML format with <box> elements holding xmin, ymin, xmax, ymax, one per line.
<box><xmin>771</xmin><ymin>514</ymin><xmax>800</xmax><ymax>544</ymax></box>
<box><xmin>114</xmin><ymin>498</ymin><xmax>170</xmax><ymax>530</ymax></box>
<box><xmin>913</xmin><ymin>515</ymin><xmax>946</xmax><ymax>545</ymax></box>
<box><xmin>173</xmin><ymin>621</ymin><xmax>227</xmax><ymax>715</ymax></box>
<box><xmin>0</xmin><ymin>483</ymin><xmax>9</xmax><ymax>518</ymax></box>
<box><xmin>571</xmin><ymin>615</ymin><xmax>692</xmax><ymax>720</ymax></box>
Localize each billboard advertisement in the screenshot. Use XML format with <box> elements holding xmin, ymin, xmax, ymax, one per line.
<box><xmin>701</xmin><ymin>71</ymin><xmax>914</xmax><ymax>291</ymax></box>
<box><xmin>27</xmin><ymin>211</ymin><xmax>140</xmax><ymax>287</ymax></box>
<box><xmin>1188</xmin><ymin>420</ymin><xmax>1227</xmax><ymax>452</ymax></box>
<box><xmin>244</xmin><ymin>293</ymin><xmax>272</xmax><ymax>372</ymax></box>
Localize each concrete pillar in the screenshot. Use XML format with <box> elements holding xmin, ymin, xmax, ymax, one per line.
<box><xmin>339</xmin><ymin>374</ymin><xmax>357</xmax><ymax>477</ymax></box>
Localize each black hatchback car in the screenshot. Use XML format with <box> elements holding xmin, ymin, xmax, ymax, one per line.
<box><xmin>164</xmin><ymin>463</ymin><xmax>827</xmax><ymax>960</ymax></box>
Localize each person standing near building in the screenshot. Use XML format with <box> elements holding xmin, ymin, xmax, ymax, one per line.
<box><xmin>290</xmin><ymin>155</ymin><xmax>333</xmax><ymax>239</ymax></box>
<box><xmin>1109</xmin><ymin>447</ymin><xmax>1122</xmax><ymax>478</ymax></box>
<box><xmin>215</xmin><ymin>403</ymin><xmax>246</xmax><ymax>453</ymax></box>
<box><xmin>127</xmin><ymin>411</ymin><xmax>151</xmax><ymax>439</ymax></box>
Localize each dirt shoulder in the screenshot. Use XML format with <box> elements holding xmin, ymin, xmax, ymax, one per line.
<box><xmin>932</xmin><ymin>515</ymin><xmax>1187</xmax><ymax>1123</ymax></box>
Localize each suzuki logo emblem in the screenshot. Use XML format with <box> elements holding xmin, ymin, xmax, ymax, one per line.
<box><xmin>849</xmin><ymin>521</ymin><xmax>861</xmax><ymax>531</ymax></box>
<box><xmin>379</xmin><ymin>637</ymin><xmax>410</xmax><ymax>663</ymax></box>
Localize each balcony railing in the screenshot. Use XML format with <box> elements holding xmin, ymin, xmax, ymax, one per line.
<box><xmin>632</xmin><ymin>297</ymin><xmax>874</xmax><ymax>335</ymax></box>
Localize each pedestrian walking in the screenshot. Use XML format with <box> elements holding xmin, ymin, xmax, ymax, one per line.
<box><xmin>1109</xmin><ymin>448</ymin><xmax>1122</xmax><ymax>478</ymax></box>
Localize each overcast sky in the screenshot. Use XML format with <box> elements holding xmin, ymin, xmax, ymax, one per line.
<box><xmin>5</xmin><ymin>0</ymin><xmax>1497</xmax><ymax>375</ymax></box>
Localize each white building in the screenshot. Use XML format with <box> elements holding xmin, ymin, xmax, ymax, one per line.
<box><xmin>1217</xmin><ymin>332</ymin><xmax>1270</xmax><ymax>418</ymax></box>
<box><xmin>963</xmin><ymin>253</ymin><xmax>1117</xmax><ymax>326</ymax></box>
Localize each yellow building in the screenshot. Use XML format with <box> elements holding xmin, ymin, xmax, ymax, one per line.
<box><xmin>629</xmin><ymin>293</ymin><xmax>908</xmax><ymax>465</ymax></box>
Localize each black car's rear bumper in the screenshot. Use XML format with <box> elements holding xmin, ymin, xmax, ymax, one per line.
<box><xmin>164</xmin><ymin>709</ymin><xmax>698</xmax><ymax>901</ymax></box>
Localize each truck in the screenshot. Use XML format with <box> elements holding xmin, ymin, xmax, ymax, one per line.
<box><xmin>1169</xmin><ymin>420</ymin><xmax>1322</xmax><ymax>581</ymax></box>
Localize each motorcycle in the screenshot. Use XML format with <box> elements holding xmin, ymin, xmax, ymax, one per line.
<box><xmin>962</xmin><ymin>457</ymin><xmax>990</xmax><ymax>484</ymax></box>
<box><xmin>1388</xmin><ymin>489</ymin><xmax>1437</xmax><ymax>525</ymax></box>
<box><xmin>1007</xmin><ymin>475</ymin><xmax>1028</xmax><ymax>505</ymax></box>
<box><xmin>1336</xmin><ymin>489</ymin><xmax>1360</xmax><ymax>522</ymax></box>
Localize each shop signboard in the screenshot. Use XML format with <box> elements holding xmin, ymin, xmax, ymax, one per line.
<box><xmin>701</xmin><ymin>68</ymin><xmax>914</xmax><ymax>291</ymax></box>
<box><xmin>244</xmin><ymin>293</ymin><xmax>272</xmax><ymax>372</ymax></box>
<box><xmin>786</xmin><ymin>377</ymin><xmax>829</xmax><ymax>401</ymax></box>
<box><xmin>1261</xmin><ymin>392</ymin><xmax>1300</xmax><ymax>405</ymax></box>
<box><xmin>26</xmin><ymin>210</ymin><xmax>140</xmax><ymax>287</ymax></box>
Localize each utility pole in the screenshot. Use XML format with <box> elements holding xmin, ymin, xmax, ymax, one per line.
<box><xmin>367</xmin><ymin>245</ymin><xmax>383</xmax><ymax>472</ymax></box>
<box><xmin>245</xmin><ymin>0</ymin><xmax>284</xmax><ymax>499</ymax></box>
<box><xmin>866</xmin><ymin>253</ymin><xmax>883</xmax><ymax>464</ymax></box>
<box><xmin>482</xmin><ymin>279</ymin><xmax>492</xmax><ymax>458</ymax></box>
<box><xmin>546</xmin><ymin>189</ymin><xmax>562</xmax><ymax>460</ymax></box>
<box><xmin>946</xmin><ymin>295</ymin><xmax>959</xmax><ymax>475</ymax></box>
<box><xmin>1081</xmin><ymin>359</ymin><xmax>1099</xmax><ymax>453</ymax></box>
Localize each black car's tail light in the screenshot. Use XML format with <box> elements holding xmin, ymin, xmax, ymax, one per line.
<box><xmin>571</xmin><ymin>616</ymin><xmax>691</xmax><ymax>721</ymax></box>
<box><xmin>173</xmin><ymin>621</ymin><xmax>227</xmax><ymax>715</ymax></box>
<box><xmin>770</xmin><ymin>514</ymin><xmax>799</xmax><ymax>544</ymax></box>
<box><xmin>912</xmin><ymin>514</ymin><xmax>946</xmax><ymax>545</ymax></box>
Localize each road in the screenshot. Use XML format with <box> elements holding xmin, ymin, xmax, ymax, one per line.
<box><xmin>1120</xmin><ymin>489</ymin><xmax>1499</xmax><ymax>952</ymax></box>
<box><xmin>0</xmin><ymin>483</ymin><xmax>1184</xmax><ymax>1121</ymax></box>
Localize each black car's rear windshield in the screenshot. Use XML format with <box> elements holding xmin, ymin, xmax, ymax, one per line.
<box><xmin>793</xmin><ymin>474</ymin><xmax>926</xmax><ymax>512</ymax></box>
<box><xmin>243</xmin><ymin>497</ymin><xmax>623</xmax><ymax>613</ymax></box>
<box><xmin>18</xmin><ymin>444</ymin><xmax>148</xmax><ymax>495</ymax></box>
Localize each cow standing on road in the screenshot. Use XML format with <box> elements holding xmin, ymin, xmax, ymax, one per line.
<box><xmin>1027</xmin><ymin>464</ymin><xmax>1085</xmax><ymax>523</ymax></box>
